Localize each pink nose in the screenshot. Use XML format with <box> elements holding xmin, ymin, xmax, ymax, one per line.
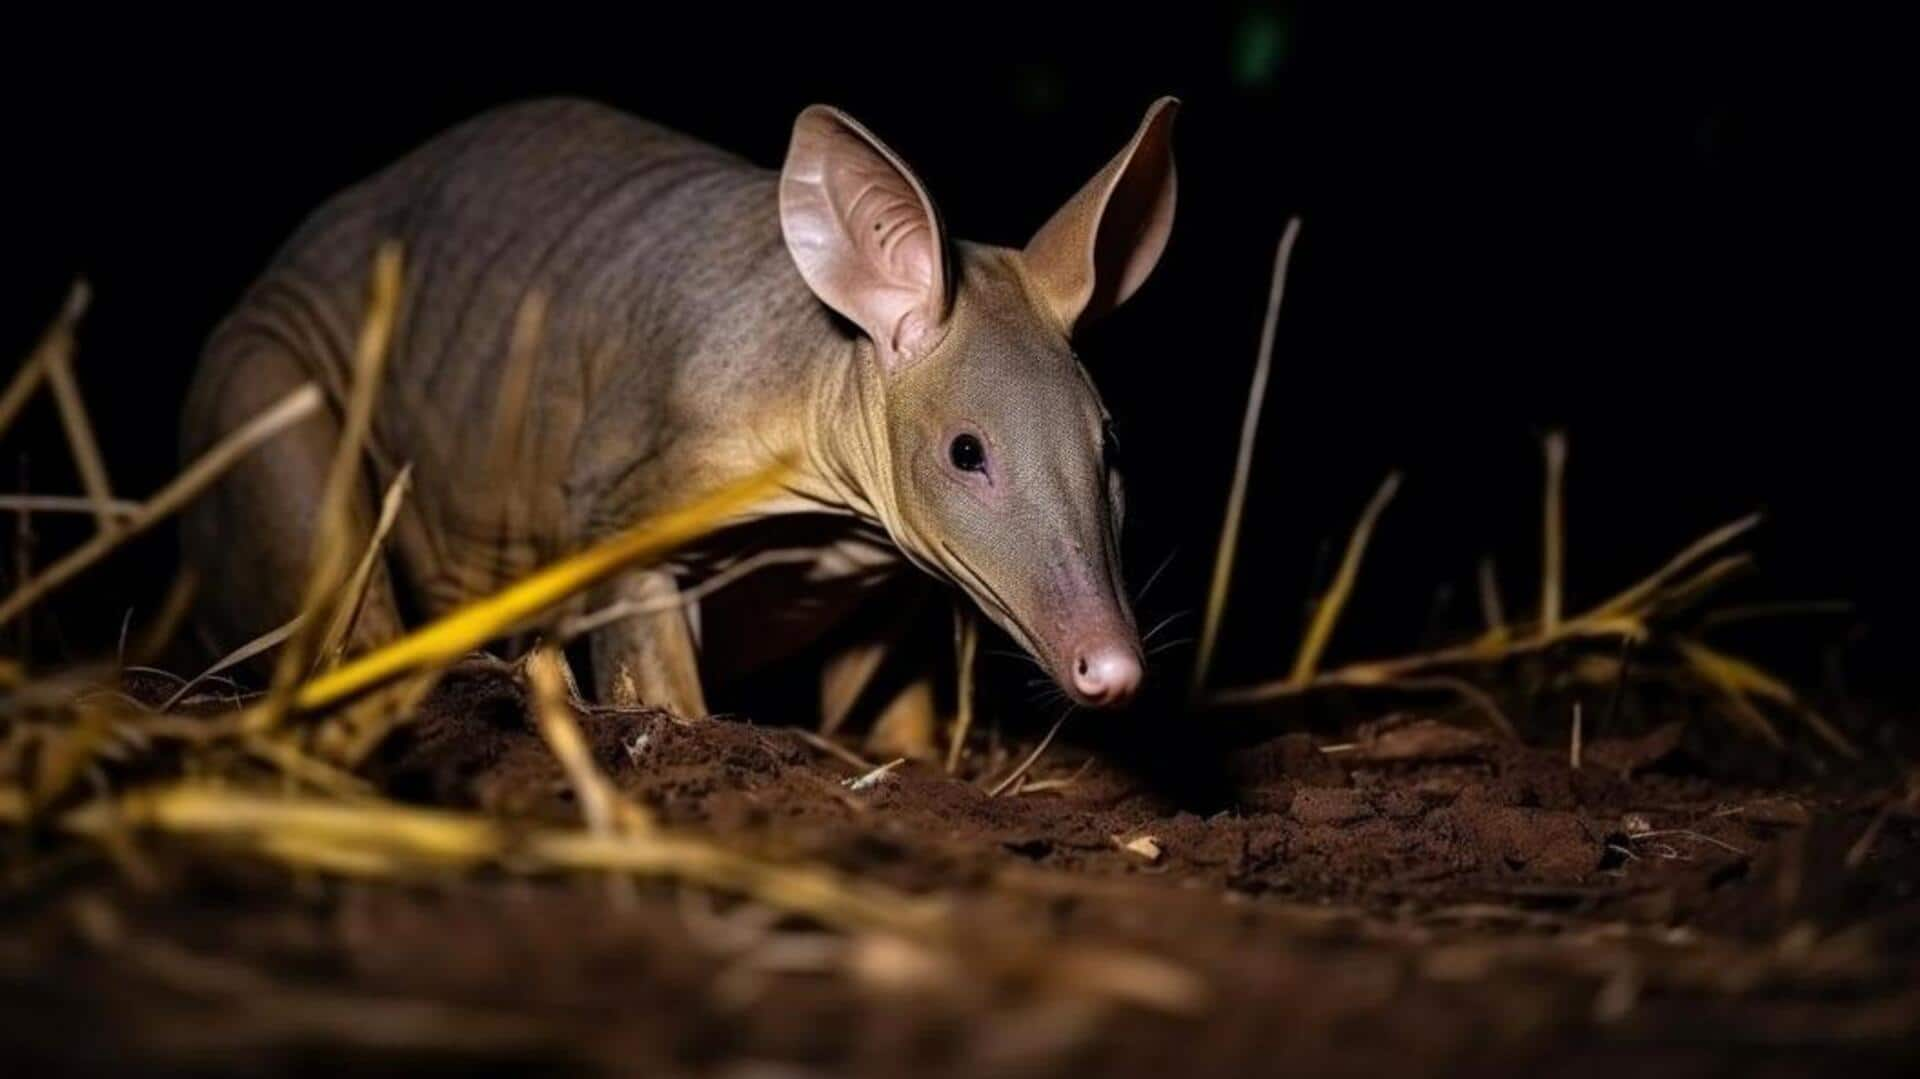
<box><xmin>1071</xmin><ymin>644</ymin><xmax>1142</xmax><ymax>707</ymax></box>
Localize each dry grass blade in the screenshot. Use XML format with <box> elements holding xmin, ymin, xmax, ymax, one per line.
<box><xmin>0</xmin><ymin>495</ymin><xmax>140</xmax><ymax>519</ymax></box>
<box><xmin>1588</xmin><ymin>513</ymin><xmax>1762</xmax><ymax>621</ymax></box>
<box><xmin>525</xmin><ymin>645</ymin><xmax>648</xmax><ymax>906</ymax></box>
<box><xmin>987</xmin><ymin>711</ymin><xmax>1069</xmax><ymax>798</ymax></box>
<box><xmin>50</xmin><ymin>783</ymin><xmax>946</xmax><ymax>938</ymax></box>
<box><xmin>0</xmin><ymin>384</ymin><xmax>324</xmax><ymax>627</ymax></box>
<box><xmin>1213</xmin><ymin>491</ymin><xmax>1785</xmax><ymax>728</ymax></box>
<box><xmin>557</xmin><ymin>548</ymin><xmax>818</xmax><ymax>641</ymax></box>
<box><xmin>290</xmin><ymin>460</ymin><xmax>791</xmax><ymax>714</ymax></box>
<box><xmin>0</xmin><ymin>282</ymin><xmax>91</xmax><ymax>640</ymax></box>
<box><xmin>947</xmin><ymin>605</ymin><xmax>979</xmax><ymax>774</ymax></box>
<box><xmin>0</xmin><ymin>281</ymin><xmax>88</xmax><ymax>440</ymax></box>
<box><xmin>258</xmin><ymin>244</ymin><xmax>402</xmax><ymax>731</ymax></box>
<box><xmin>311</xmin><ymin>670</ymin><xmax>442</xmax><ymax>768</ymax></box>
<box><xmin>1478</xmin><ymin>557</ymin><xmax>1506</xmax><ymax>634</ymax></box>
<box><xmin>790</xmin><ymin>728</ymin><xmax>876</xmax><ymax>772</ymax></box>
<box><xmin>1205</xmin><ymin>499</ymin><xmax>1774</xmax><ymax>718</ymax></box>
<box><xmin>26</xmin><ymin>706</ymin><xmax>118</xmax><ymax>809</ymax></box>
<box><xmin>317</xmin><ymin>464</ymin><xmax>413</xmax><ymax>670</ymax></box>
<box><xmin>1288</xmin><ymin>471</ymin><xmax>1401</xmax><ymax>686</ymax></box>
<box><xmin>1190</xmin><ymin>217</ymin><xmax>1302</xmax><ymax>707</ymax></box>
<box><xmin>1676</xmin><ymin>638</ymin><xmax>1857</xmax><ymax>756</ymax></box>
<box><xmin>1540</xmin><ymin>432</ymin><xmax>1566</xmax><ymax>632</ymax></box>
<box><xmin>1214</xmin><ymin>613</ymin><xmax>1646</xmax><ymax>706</ymax></box>
<box><xmin>241</xmin><ymin>736</ymin><xmax>378</xmax><ymax>800</ymax></box>
<box><xmin>1675</xmin><ymin>638</ymin><xmax>1796</xmax><ymax>706</ymax></box>
<box><xmin>1673</xmin><ymin>638</ymin><xmax>1785</xmax><ymax>747</ymax></box>
<box><xmin>161</xmin><ymin>616</ymin><xmax>300</xmax><ymax>712</ymax></box>
<box><xmin>819</xmin><ymin>637</ymin><xmax>887</xmax><ymax>737</ymax></box>
<box><xmin>1390</xmin><ymin>675</ymin><xmax>1517</xmax><ymax>737</ymax></box>
<box><xmin>1650</xmin><ymin>554</ymin><xmax>1754</xmax><ymax>617</ymax></box>
<box><xmin>525</xmin><ymin>645</ymin><xmax>652</xmax><ymax>835</ymax></box>
<box><xmin>0</xmin><ymin>368</ymin><xmax>48</xmax><ymax>447</ymax></box>
<box><xmin>43</xmin><ymin>334</ymin><xmax>117</xmax><ymax>533</ymax></box>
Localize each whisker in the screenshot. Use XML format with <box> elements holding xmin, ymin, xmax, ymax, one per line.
<box><xmin>1148</xmin><ymin>636</ymin><xmax>1195</xmax><ymax>658</ymax></box>
<box><xmin>985</xmin><ymin>648</ymin><xmax>1040</xmax><ymax>663</ymax></box>
<box><xmin>1024</xmin><ymin>687</ymin><xmax>1068</xmax><ymax>710</ymax></box>
<box><xmin>1140</xmin><ymin>609</ymin><xmax>1188</xmax><ymax>644</ymax></box>
<box><xmin>984</xmin><ymin>647</ymin><xmax>1048</xmax><ymax>676</ymax></box>
<box><xmin>1133</xmin><ymin>547</ymin><xmax>1179</xmax><ymax>603</ymax></box>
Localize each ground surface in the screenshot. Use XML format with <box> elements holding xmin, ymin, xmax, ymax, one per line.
<box><xmin>3</xmin><ymin>665</ymin><xmax>1917</xmax><ymax>1077</ymax></box>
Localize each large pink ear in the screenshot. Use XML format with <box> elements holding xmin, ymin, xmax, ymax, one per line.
<box><xmin>1024</xmin><ymin>97</ymin><xmax>1179</xmax><ymax>333</ymax></box>
<box><xmin>780</xmin><ymin>106</ymin><xmax>948</xmax><ymax>368</ymax></box>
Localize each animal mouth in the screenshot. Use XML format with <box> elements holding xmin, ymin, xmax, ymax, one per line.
<box><xmin>938</xmin><ymin>541</ymin><xmax>1043</xmax><ymax>656</ymax></box>
<box><xmin>937</xmin><ymin>540</ymin><xmax>1136</xmax><ymax>707</ymax></box>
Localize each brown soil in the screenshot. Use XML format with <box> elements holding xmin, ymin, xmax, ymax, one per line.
<box><xmin>4</xmin><ymin>665</ymin><xmax>1917</xmax><ymax>1077</ymax></box>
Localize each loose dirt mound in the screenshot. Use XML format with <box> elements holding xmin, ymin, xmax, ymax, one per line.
<box><xmin>4</xmin><ymin>665</ymin><xmax>1916</xmax><ymax>1077</ymax></box>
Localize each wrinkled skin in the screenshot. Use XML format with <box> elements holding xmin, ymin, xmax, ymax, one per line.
<box><xmin>180</xmin><ymin>97</ymin><xmax>1176</xmax><ymax>726</ymax></box>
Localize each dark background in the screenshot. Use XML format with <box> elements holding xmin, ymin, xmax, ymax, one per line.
<box><xmin>5</xmin><ymin>6</ymin><xmax>1914</xmax><ymax>710</ymax></box>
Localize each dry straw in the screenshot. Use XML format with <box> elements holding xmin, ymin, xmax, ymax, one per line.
<box><xmin>0</xmin><ymin>282</ymin><xmax>325</xmax><ymax>629</ymax></box>
<box><xmin>1190</xmin><ymin>218</ymin><xmax>1303</xmax><ymax>708</ymax></box>
<box><xmin>1207</xmin><ymin>430</ymin><xmax>1853</xmax><ymax>755</ymax></box>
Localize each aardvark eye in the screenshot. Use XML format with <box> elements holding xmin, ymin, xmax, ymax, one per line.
<box><xmin>949</xmin><ymin>433</ymin><xmax>987</xmax><ymax>473</ymax></box>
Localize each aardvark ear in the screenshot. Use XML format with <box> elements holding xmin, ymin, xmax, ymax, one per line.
<box><xmin>780</xmin><ymin>105</ymin><xmax>949</xmax><ymax>370</ymax></box>
<box><xmin>1023</xmin><ymin>97</ymin><xmax>1179</xmax><ymax>333</ymax></box>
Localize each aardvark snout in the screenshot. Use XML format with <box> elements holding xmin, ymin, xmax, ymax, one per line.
<box><xmin>1069</xmin><ymin>638</ymin><xmax>1142</xmax><ymax>707</ymax></box>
